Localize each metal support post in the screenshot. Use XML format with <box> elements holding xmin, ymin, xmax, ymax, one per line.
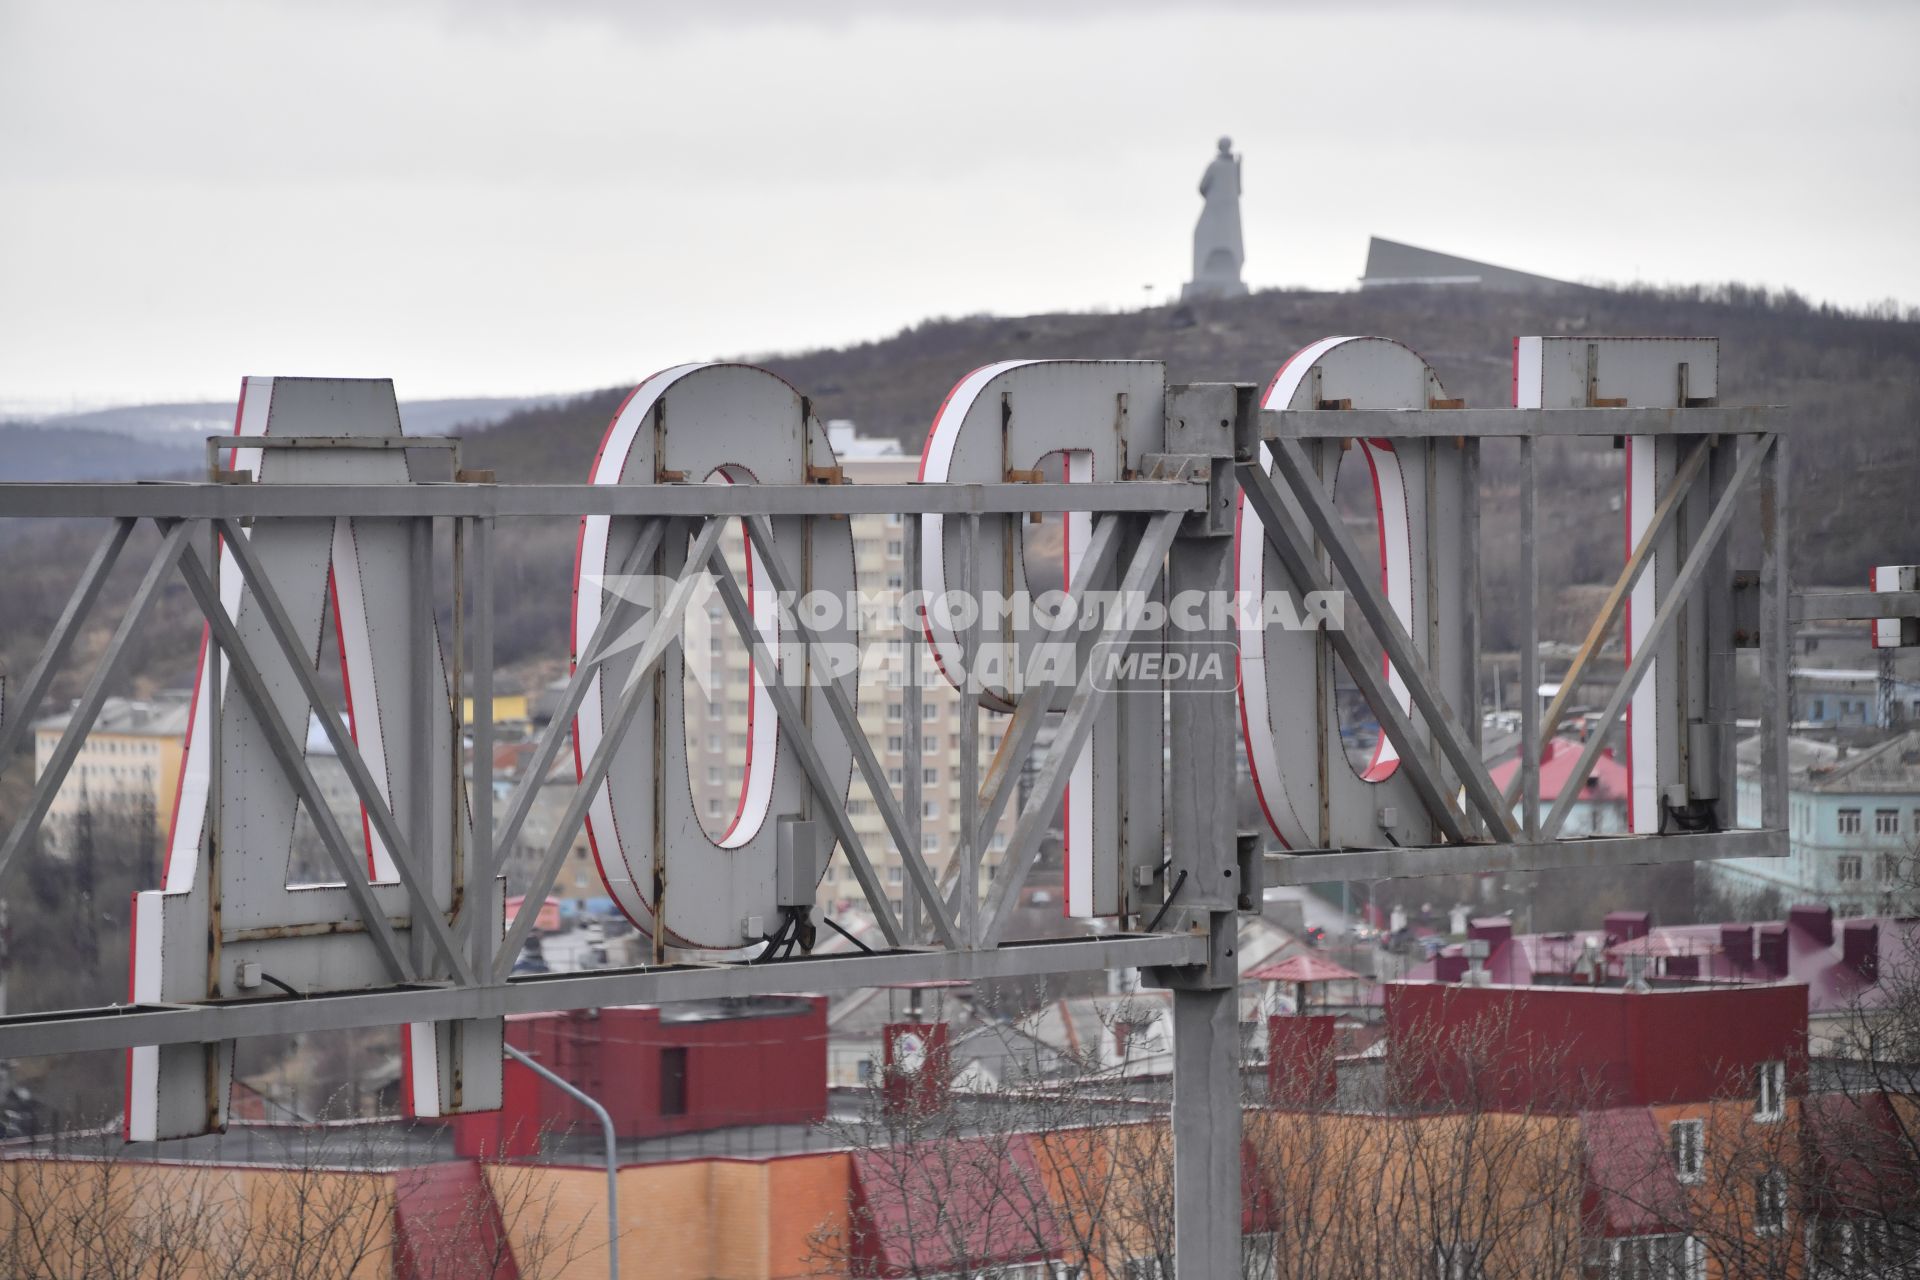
<box><xmin>1519</xmin><ymin>437</ymin><xmax>1540</xmax><ymax>840</ymax></box>
<box><xmin>1172</xmin><ymin>985</ymin><xmax>1242</xmax><ymax>1279</ymax></box>
<box><xmin>1156</xmin><ymin>395</ymin><xmax>1249</xmax><ymax>1277</ymax></box>
<box><xmin>469</xmin><ymin>516</ymin><xmax>496</xmax><ymax>977</ymax></box>
<box><xmin>1699</xmin><ymin>438</ymin><xmax>1738</xmax><ymax>825</ymax></box>
<box><xmin>1164</xmin><ymin>528</ymin><xmax>1239</xmax><ymax>918</ymax></box>
<box><xmin>900</xmin><ymin>511</ymin><xmax>923</xmax><ymax>945</ymax></box>
<box><xmin>959</xmin><ymin>512</ymin><xmax>981</xmax><ymax>948</ymax></box>
<box><xmin>409</xmin><ymin>514</ymin><xmax>434</xmax><ymax>977</ymax></box>
<box><xmin>1759</xmin><ymin>435</ymin><xmax>1789</xmax><ymax>829</ymax></box>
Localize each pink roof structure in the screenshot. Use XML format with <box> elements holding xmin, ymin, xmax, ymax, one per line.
<box><xmin>1245</xmin><ymin>953</ymin><xmax>1363</xmax><ymax>985</ymax></box>
<box><xmin>1489</xmin><ymin>735</ymin><xmax>1628</xmax><ymax>802</ymax></box>
<box><xmin>1405</xmin><ymin>904</ymin><xmax>1919</xmax><ymax>1020</ymax></box>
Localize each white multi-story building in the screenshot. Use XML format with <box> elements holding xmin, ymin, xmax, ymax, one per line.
<box><xmin>1718</xmin><ymin>729</ymin><xmax>1920</xmax><ymax>916</ymax></box>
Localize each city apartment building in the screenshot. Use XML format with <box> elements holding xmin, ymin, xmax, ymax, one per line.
<box><xmin>684</xmin><ymin>423</ymin><xmax>1020</xmax><ymax>922</ymax></box>
<box><xmin>30</xmin><ymin>693</ymin><xmax>188</xmax><ymax>855</ymax></box>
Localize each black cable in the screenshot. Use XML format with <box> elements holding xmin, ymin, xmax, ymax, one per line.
<box><xmin>749</xmin><ymin>914</ymin><xmax>795</xmax><ymax>965</ymax></box>
<box><xmin>819</xmin><ymin>914</ymin><xmax>873</xmax><ymax>954</ymax></box>
<box><xmin>258</xmin><ymin>972</ymin><xmax>303</xmax><ymax>999</ymax></box>
<box><xmin>1144</xmin><ymin>869</ymin><xmax>1189</xmax><ymax>934</ymax></box>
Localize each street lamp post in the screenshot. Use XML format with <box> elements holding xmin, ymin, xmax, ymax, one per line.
<box><xmin>505</xmin><ymin>1043</ymin><xmax>619</xmax><ymax>1280</ymax></box>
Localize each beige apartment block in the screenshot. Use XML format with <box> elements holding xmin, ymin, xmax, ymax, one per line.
<box><xmin>32</xmin><ymin>694</ymin><xmax>189</xmax><ymax>856</ymax></box>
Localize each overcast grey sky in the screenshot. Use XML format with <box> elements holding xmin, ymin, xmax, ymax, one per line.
<box><xmin>2</xmin><ymin>0</ymin><xmax>1915</xmax><ymax>409</ymax></box>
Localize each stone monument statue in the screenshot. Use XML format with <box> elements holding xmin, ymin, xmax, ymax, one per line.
<box><xmin>1182</xmin><ymin>136</ymin><xmax>1247</xmax><ymax>301</ymax></box>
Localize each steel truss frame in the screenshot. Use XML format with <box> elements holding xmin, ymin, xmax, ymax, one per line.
<box><xmin>0</xmin><ymin>388</ymin><xmax>1807</xmax><ymax>1275</ymax></box>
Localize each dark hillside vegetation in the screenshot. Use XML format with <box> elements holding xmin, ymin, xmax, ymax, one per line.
<box><xmin>5</xmin><ymin>281</ymin><xmax>1917</xmax><ymax>725</ymax></box>
<box><xmin>461</xmin><ymin>282</ymin><xmax>1920</xmax><ymax>667</ymax></box>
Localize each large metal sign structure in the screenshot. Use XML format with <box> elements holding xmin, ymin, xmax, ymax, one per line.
<box><xmin>5</xmin><ymin>331</ymin><xmax>1904</xmax><ymax>1271</ymax></box>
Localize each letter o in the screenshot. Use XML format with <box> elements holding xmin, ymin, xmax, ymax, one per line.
<box><xmin>574</xmin><ymin>364</ymin><xmax>857</xmax><ymax>949</ymax></box>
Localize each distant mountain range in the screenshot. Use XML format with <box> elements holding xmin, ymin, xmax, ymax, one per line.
<box><xmin>0</xmin><ymin>396</ymin><xmax>563</xmax><ymax>482</ymax></box>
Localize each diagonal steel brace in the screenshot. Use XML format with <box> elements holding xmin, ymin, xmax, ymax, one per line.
<box><xmin>490</xmin><ymin>518</ymin><xmax>726</xmax><ymax>979</ymax></box>
<box><xmin>1263</xmin><ymin>442</ymin><xmax>1517</xmax><ymax>841</ymax></box>
<box><xmin>1504</xmin><ymin>435</ymin><xmax>1713</xmax><ymax>806</ymax></box>
<box><xmin>208</xmin><ymin>520</ymin><xmax>475</xmax><ymax>985</ymax></box>
<box><xmin>0</xmin><ymin>518</ymin><xmax>135</xmax><ymax>777</ymax></box>
<box><xmin>0</xmin><ymin>521</ymin><xmax>189</xmax><ymax>882</ymax></box>
<box><xmin>1539</xmin><ymin>434</ymin><xmax>1776</xmax><ymax>841</ymax></box>
<box><xmin>484</xmin><ymin>517</ymin><xmax>667</xmax><ymax>885</ymax></box>
<box><xmin>935</xmin><ymin>514</ymin><xmax>1126</xmax><ymax>920</ymax></box>
<box><xmin>171</xmin><ymin>530</ymin><xmax>414</xmax><ymax>982</ymax></box>
<box><xmin>1235</xmin><ymin>461</ymin><xmax>1470</xmax><ymax>845</ymax></box>
<box><xmin>738</xmin><ymin>514</ymin><xmax>959</xmax><ymax>949</ymax></box>
<box><xmin>978</xmin><ymin>510</ymin><xmax>1185</xmax><ymax>948</ymax></box>
<box><xmin>702</xmin><ymin>532</ymin><xmax>906</xmax><ymax>949</ymax></box>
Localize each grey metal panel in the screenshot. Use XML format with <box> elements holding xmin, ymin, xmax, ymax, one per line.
<box><xmin>1260</xmin><ymin>405</ymin><xmax>1780</xmax><ymax>439</ymax></box>
<box><xmin>1520</xmin><ymin>338</ymin><xmax>1718</xmax><ymax>836</ymax></box>
<box><xmin>0</xmin><ymin>481</ymin><xmax>1209</xmax><ymax>519</ymax></box>
<box><xmin>1267</xmin><ymin>440</ymin><xmax>1513</xmax><ymax>841</ymax></box>
<box><xmin>917</xmin><ymin>362</ymin><xmax>1169</xmax><ymax>924</ymax></box>
<box><xmin>1166</xmin><ymin>532</ymin><xmax>1237</xmax><ymax>913</ymax></box>
<box><xmin>1699</xmin><ymin>437</ymin><xmax>1738</xmax><ymax>819</ymax></box>
<box><xmin>1237</xmin><ymin>462</ymin><xmax>1469</xmax><ymax>846</ymax></box>
<box><xmin>1791</xmin><ymin>590</ymin><xmax>1920</xmax><ymax>621</ymax></box>
<box><xmin>978</xmin><ymin>511</ymin><xmax>1184</xmax><ymax>948</ymax></box>
<box><xmin>1266</xmin><ymin>827</ymin><xmax>1785</xmax><ymax>885</ymax></box>
<box><xmin>0</xmin><ymin>932</ymin><xmax>1209</xmax><ymax>1060</ymax></box>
